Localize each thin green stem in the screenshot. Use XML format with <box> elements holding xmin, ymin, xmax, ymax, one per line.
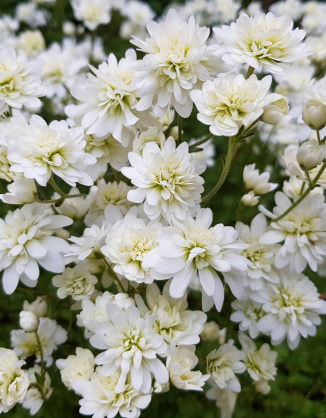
<box><xmin>189</xmin><ymin>133</ymin><xmax>213</xmax><ymax>152</ymax></box>
<box><xmin>49</xmin><ymin>175</ymin><xmax>67</xmax><ymax>198</ymax></box>
<box><xmin>178</xmin><ymin>114</ymin><xmax>183</xmax><ymax>142</ymax></box>
<box><xmin>316</xmin><ymin>130</ymin><xmax>321</xmax><ymax>145</ymax></box>
<box><xmin>271</xmin><ymin>159</ymin><xmax>326</xmax><ymax>223</ymax></box>
<box><xmin>102</xmin><ymin>258</ymin><xmax>127</xmax><ymax>293</ymax></box>
<box><xmin>246</xmin><ymin>66</ymin><xmax>255</xmax><ymax>78</ymax></box>
<box><xmin>34</xmin><ymin>331</ymin><xmax>45</xmax><ymax>378</ymax></box>
<box><xmin>202</xmin><ymin>136</ymin><xmax>237</xmax><ymax>202</ymax></box>
<box><xmin>36</xmin><ymin>193</ymin><xmax>86</xmax><ymax>204</ymax></box>
<box><xmin>299</xmin><ymin>181</ymin><xmax>306</xmax><ymax>195</ymax></box>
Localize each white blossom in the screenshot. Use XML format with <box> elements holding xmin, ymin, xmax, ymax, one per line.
<box><xmin>206</xmin><ymin>341</ymin><xmax>245</xmax><ymax>392</ymax></box>
<box><xmin>145</xmin><ymin>208</ymin><xmax>250</xmax><ymax>311</ymax></box>
<box><xmin>56</xmin><ymin>347</ymin><xmax>95</xmax><ymax>389</ymax></box>
<box><xmin>122</xmin><ymin>137</ymin><xmax>205</xmax><ymax>221</ymax></box>
<box><xmin>251</xmin><ymin>269</ymin><xmax>326</xmax><ymax>349</ymax></box>
<box><xmin>166</xmin><ymin>345</ymin><xmax>209</xmax><ymax>391</ymax></box>
<box><xmin>22</xmin><ymin>365</ymin><xmax>52</xmax><ymax>415</ymax></box>
<box><xmin>0</xmin><ymin>348</ymin><xmax>29</xmax><ymax>413</ymax></box>
<box><xmin>130</xmin><ymin>8</ymin><xmax>230</xmax><ymax>118</ymax></box>
<box><xmin>0</xmin><ymin>178</ymin><xmax>37</xmax><ymax>205</ymax></box>
<box><xmin>52</xmin><ymin>263</ymin><xmax>98</xmax><ymax>301</ymax></box>
<box><xmin>0</xmin><ymin>45</ymin><xmax>45</xmax><ymax>113</ymax></box>
<box><xmin>259</xmin><ymin>192</ymin><xmax>326</xmax><ymax>272</ymax></box>
<box><xmin>91</xmin><ymin>303</ymin><xmax>168</xmax><ymax>393</ymax></box>
<box><xmin>214</xmin><ymin>13</ymin><xmax>311</xmax><ymax>73</ymax></box>
<box><xmin>0</xmin><ymin>203</ymin><xmax>72</xmax><ymax>294</ymax></box>
<box><xmin>72</xmin><ymin>367</ymin><xmax>152</xmax><ymax>418</ymax></box>
<box><xmin>135</xmin><ymin>281</ymin><xmax>207</xmax><ymax>345</ymax></box>
<box><xmin>191</xmin><ymin>74</ymin><xmax>275</xmax><ymax>137</ymax></box>
<box><xmin>11</xmin><ymin>317</ymin><xmax>67</xmax><ymax>366</ymax></box>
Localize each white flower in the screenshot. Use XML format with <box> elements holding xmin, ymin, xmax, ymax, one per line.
<box><xmin>39</xmin><ymin>42</ymin><xmax>87</xmax><ymax>99</ymax></box>
<box><xmin>7</xmin><ymin>111</ymin><xmax>95</xmax><ymax>187</ymax></box>
<box><xmin>206</xmin><ymin>384</ymin><xmax>237</xmax><ymax>418</ymax></box>
<box><xmin>206</xmin><ymin>341</ymin><xmax>245</xmax><ymax>392</ymax></box>
<box><xmin>296</xmin><ymin>139</ymin><xmax>326</xmax><ymax>170</ymax></box>
<box><xmin>52</xmin><ymin>263</ymin><xmax>98</xmax><ymax>301</ymax></box>
<box><xmin>131</xmin><ymin>8</ymin><xmax>230</xmax><ymax>118</ymax></box>
<box><xmin>191</xmin><ymin>74</ymin><xmax>274</xmax><ymax>137</ymax></box>
<box><xmin>91</xmin><ymin>303</ymin><xmax>168</xmax><ymax>393</ymax></box>
<box><xmin>77</xmin><ymin>291</ymin><xmax>135</xmax><ymax>335</ymax></box>
<box><xmin>132</xmin><ymin>127</ymin><xmax>166</xmax><ymax>156</ymax></box>
<box><xmin>85</xmin><ymin>180</ymin><xmax>132</xmax><ymax>227</ymax></box>
<box><xmin>239</xmin><ymin>332</ymin><xmax>277</xmax><ymax>391</ymax></box>
<box><xmin>214</xmin><ymin>13</ymin><xmax>311</xmax><ymax>73</ymax></box>
<box><xmin>261</xmin><ymin>97</ymin><xmax>290</xmax><ymax>125</ymax></box>
<box><xmin>11</xmin><ymin>317</ymin><xmax>67</xmax><ymax>366</ymax></box>
<box><xmin>166</xmin><ymin>345</ymin><xmax>209</xmax><ymax>391</ymax></box>
<box><xmin>15</xmin><ymin>2</ymin><xmax>46</xmax><ymax>27</ymax></box>
<box><xmin>145</xmin><ymin>208</ymin><xmax>250</xmax><ymax>311</ymax></box>
<box><xmin>282</xmin><ymin>144</ymin><xmax>326</xmax><ymax>187</ymax></box>
<box><xmin>67</xmin><ymin>50</ymin><xmax>153</xmax><ymax>146</ymax></box>
<box><xmin>259</xmin><ymin>192</ymin><xmax>326</xmax><ymax>272</ymax></box>
<box><xmin>23</xmin><ymin>296</ymin><xmax>47</xmax><ymax>318</ymax></box>
<box><xmin>243</xmin><ymin>163</ymin><xmax>277</xmax><ymax>196</ymax></box>
<box><xmin>235</xmin><ymin>214</ymin><xmax>279</xmax><ymax>291</ymax></box>
<box><xmin>0</xmin><ymin>46</ymin><xmax>45</xmax><ymax>113</ymax></box>
<box><xmin>22</xmin><ymin>365</ymin><xmax>52</xmax><ymax>415</ymax></box>
<box><xmin>241</xmin><ymin>191</ymin><xmax>259</xmax><ymax>207</ymax></box>
<box><xmin>0</xmin><ymin>348</ymin><xmax>29</xmax><ymax>413</ymax></box>
<box><xmin>135</xmin><ymin>281</ymin><xmax>207</xmax><ymax>345</ymax></box>
<box><xmin>83</xmin><ymin>133</ymin><xmax>129</xmax><ymax>180</ymax></box>
<box><xmin>102</xmin><ymin>213</ymin><xmax>165</xmax><ymax>284</ymax></box>
<box><xmin>231</xmin><ymin>298</ymin><xmax>265</xmax><ymax>339</ymax></box>
<box><xmin>71</xmin><ymin>0</ymin><xmax>111</xmax><ymax>30</ymax></box>
<box><xmin>72</xmin><ymin>367</ymin><xmax>152</xmax><ymax>418</ymax></box>
<box><xmin>19</xmin><ymin>310</ymin><xmax>39</xmax><ymax>332</ymax></box>
<box><xmin>251</xmin><ymin>269</ymin><xmax>326</xmax><ymax>349</ymax></box>
<box><xmin>17</xmin><ymin>30</ymin><xmax>45</xmax><ymax>57</ymax></box>
<box><xmin>0</xmin><ymin>178</ymin><xmax>37</xmax><ymax>205</ymax></box>
<box><xmin>302</xmin><ymin>100</ymin><xmax>326</xmax><ymax>130</ymax></box>
<box><xmin>56</xmin><ymin>347</ymin><xmax>95</xmax><ymax>389</ymax></box>
<box><xmin>65</xmin><ymin>206</ymin><xmax>123</xmax><ymax>264</ymax></box>
<box><xmin>200</xmin><ymin>321</ymin><xmax>226</xmax><ymax>344</ymax></box>
<box><xmin>0</xmin><ymin>203</ymin><xmax>72</xmax><ymax>295</ymax></box>
<box><xmin>122</xmin><ymin>137</ymin><xmax>205</xmax><ymax>221</ymax></box>
<box><xmin>55</xmin><ymin>187</ymin><xmax>93</xmax><ymax>220</ymax></box>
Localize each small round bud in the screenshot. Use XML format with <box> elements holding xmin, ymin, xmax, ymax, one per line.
<box><xmin>169</xmin><ymin>126</ymin><xmax>179</xmax><ymax>140</ymax></box>
<box><xmin>302</xmin><ymin>100</ymin><xmax>326</xmax><ymax>131</ymax></box>
<box><xmin>262</xmin><ymin>97</ymin><xmax>289</xmax><ymax>124</ymax></box>
<box><xmin>241</xmin><ymin>191</ymin><xmax>259</xmax><ymax>206</ymax></box>
<box><xmin>19</xmin><ymin>310</ymin><xmax>39</xmax><ymax>333</ymax></box>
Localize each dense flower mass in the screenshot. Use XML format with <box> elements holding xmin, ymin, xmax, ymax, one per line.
<box><xmin>0</xmin><ymin>1</ymin><xmax>326</xmax><ymax>417</ymax></box>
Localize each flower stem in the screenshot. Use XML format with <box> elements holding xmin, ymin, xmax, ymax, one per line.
<box><xmin>49</xmin><ymin>175</ymin><xmax>67</xmax><ymax>198</ymax></box>
<box><xmin>271</xmin><ymin>159</ymin><xmax>326</xmax><ymax>223</ymax></box>
<box><xmin>177</xmin><ymin>114</ymin><xmax>183</xmax><ymax>141</ymax></box>
<box><xmin>34</xmin><ymin>330</ymin><xmax>45</xmax><ymax>378</ymax></box>
<box><xmin>189</xmin><ymin>133</ymin><xmax>213</xmax><ymax>152</ymax></box>
<box><xmin>102</xmin><ymin>258</ymin><xmax>127</xmax><ymax>293</ymax></box>
<box><xmin>317</xmin><ymin>130</ymin><xmax>321</xmax><ymax>145</ymax></box>
<box><xmin>246</xmin><ymin>66</ymin><xmax>255</xmax><ymax>78</ymax></box>
<box><xmin>202</xmin><ymin>136</ymin><xmax>238</xmax><ymax>202</ymax></box>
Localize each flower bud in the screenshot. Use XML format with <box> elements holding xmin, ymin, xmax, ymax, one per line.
<box><xmin>296</xmin><ymin>139</ymin><xmax>326</xmax><ymax>171</ymax></box>
<box><xmin>23</xmin><ymin>296</ymin><xmax>47</xmax><ymax>317</ymax></box>
<box><xmin>169</xmin><ymin>126</ymin><xmax>179</xmax><ymax>140</ymax></box>
<box><xmin>19</xmin><ymin>310</ymin><xmax>39</xmax><ymax>333</ymax></box>
<box><xmin>262</xmin><ymin>97</ymin><xmax>289</xmax><ymax>124</ymax></box>
<box><xmin>241</xmin><ymin>191</ymin><xmax>259</xmax><ymax>206</ymax></box>
<box><xmin>302</xmin><ymin>100</ymin><xmax>326</xmax><ymax>130</ymax></box>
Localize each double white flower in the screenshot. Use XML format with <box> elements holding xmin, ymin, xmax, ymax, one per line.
<box><xmin>144</xmin><ymin>208</ymin><xmax>250</xmax><ymax>311</ymax></box>
<box><xmin>91</xmin><ymin>303</ymin><xmax>169</xmax><ymax>393</ymax></box>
